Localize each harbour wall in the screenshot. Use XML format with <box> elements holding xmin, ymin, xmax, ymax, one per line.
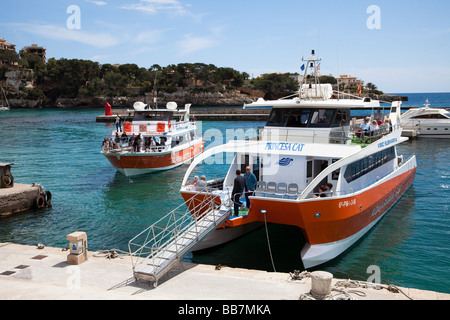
<box><xmin>0</xmin><ymin>183</ymin><xmax>49</xmax><ymax>217</ymax></box>
<box><xmin>7</xmin><ymin>91</ymin><xmax>408</xmax><ymax>109</ymax></box>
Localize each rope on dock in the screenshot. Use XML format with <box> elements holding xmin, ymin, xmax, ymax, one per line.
<box><xmin>92</xmin><ymin>249</ymin><xmax>130</xmax><ymax>260</ymax></box>
<box><xmin>289</xmin><ymin>272</ymin><xmax>413</xmax><ymax>300</ymax></box>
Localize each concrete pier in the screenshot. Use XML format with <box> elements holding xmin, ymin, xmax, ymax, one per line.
<box><xmin>0</xmin><ymin>243</ymin><xmax>448</xmax><ymax>301</ymax></box>
<box><xmin>0</xmin><ymin>183</ymin><xmax>49</xmax><ymax>217</ymax></box>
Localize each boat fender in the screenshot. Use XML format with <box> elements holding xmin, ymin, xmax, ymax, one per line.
<box><xmin>35</xmin><ymin>194</ymin><xmax>46</xmax><ymax>209</ymax></box>
<box><xmin>45</xmin><ymin>190</ymin><xmax>52</xmax><ymax>207</ymax></box>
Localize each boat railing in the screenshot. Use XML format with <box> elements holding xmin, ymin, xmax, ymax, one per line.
<box><xmin>349</xmin><ymin>124</ymin><xmax>391</xmax><ymax>145</ymax></box>
<box><xmin>102</xmin><ymin>140</ymin><xmax>170</xmax><ymax>154</ymax></box>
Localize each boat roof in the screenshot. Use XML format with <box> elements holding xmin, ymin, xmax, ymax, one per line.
<box><xmin>245</xmin><ymin>97</ymin><xmax>381</xmax><ymax>110</ymax></box>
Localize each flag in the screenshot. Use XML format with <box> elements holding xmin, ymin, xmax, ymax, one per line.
<box><xmin>317</xmin><ymin>63</ymin><xmax>320</xmax><ymax>71</ymax></box>
<box><xmin>357</xmin><ymin>85</ymin><xmax>362</xmax><ymax>97</ymax></box>
<box><xmin>300</xmin><ymin>64</ymin><xmax>305</xmax><ymax>71</ymax></box>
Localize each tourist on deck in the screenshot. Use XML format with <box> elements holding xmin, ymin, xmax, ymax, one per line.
<box><xmin>189</xmin><ymin>176</ymin><xmax>199</xmax><ymax>190</ymax></box>
<box><xmin>325</xmin><ymin>183</ymin><xmax>334</xmax><ymax>197</ymax></box>
<box><xmin>314</xmin><ymin>185</ymin><xmax>327</xmax><ymax>198</ymax></box>
<box><xmin>232</xmin><ymin>170</ymin><xmax>247</xmax><ymax>216</ymax></box>
<box><xmin>195</xmin><ymin>175</ymin><xmax>207</xmax><ymax>192</ymax></box>
<box><xmin>357</xmin><ymin>117</ymin><xmax>371</xmax><ymax>140</ymax></box>
<box><xmin>115</xmin><ymin>114</ymin><xmax>122</xmax><ymax>132</ymax></box>
<box><xmin>244</xmin><ymin>166</ymin><xmax>257</xmax><ymax>209</ymax></box>
<box><xmin>121</xmin><ymin>132</ymin><xmax>128</xmax><ymax>144</ymax></box>
<box><xmin>386</xmin><ymin>119</ymin><xmax>393</xmax><ymax>132</ymax></box>
<box><xmin>370</xmin><ymin>120</ymin><xmax>379</xmax><ymax>134</ymax></box>
<box><xmin>133</xmin><ymin>134</ymin><xmax>142</xmax><ymax>152</ymax></box>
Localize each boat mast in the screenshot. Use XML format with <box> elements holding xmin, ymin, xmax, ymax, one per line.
<box><xmin>300</xmin><ymin>50</ymin><xmax>322</xmax><ymax>102</ymax></box>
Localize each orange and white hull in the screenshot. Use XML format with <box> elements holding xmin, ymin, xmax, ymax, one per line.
<box><xmin>104</xmin><ymin>142</ymin><xmax>204</xmax><ymax>177</ymax></box>
<box><xmin>181</xmin><ymin>157</ymin><xmax>416</xmax><ymax>268</ymax></box>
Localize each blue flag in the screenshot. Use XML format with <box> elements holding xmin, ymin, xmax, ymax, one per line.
<box><xmin>300</xmin><ymin>64</ymin><xmax>305</xmax><ymax>71</ymax></box>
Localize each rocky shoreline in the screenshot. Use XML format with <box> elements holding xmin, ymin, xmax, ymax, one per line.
<box><xmin>6</xmin><ymin>90</ymin><xmax>408</xmax><ymax>109</ymax></box>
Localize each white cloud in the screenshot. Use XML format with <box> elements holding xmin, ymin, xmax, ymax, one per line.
<box><xmin>85</xmin><ymin>0</ymin><xmax>107</xmax><ymax>6</ymax></box>
<box><xmin>119</xmin><ymin>0</ymin><xmax>188</xmax><ymax>15</ymax></box>
<box><xmin>11</xmin><ymin>23</ymin><xmax>120</xmax><ymax>48</ymax></box>
<box><xmin>178</xmin><ymin>34</ymin><xmax>218</xmax><ymax>55</ymax></box>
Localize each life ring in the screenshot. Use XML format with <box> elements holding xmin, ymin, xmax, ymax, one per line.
<box><xmin>44</xmin><ymin>191</ymin><xmax>52</xmax><ymax>207</ymax></box>
<box><xmin>35</xmin><ymin>194</ymin><xmax>45</xmax><ymax>209</ymax></box>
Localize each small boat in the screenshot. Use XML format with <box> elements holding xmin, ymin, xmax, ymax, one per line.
<box><xmin>102</xmin><ymin>102</ymin><xmax>204</xmax><ymax>177</ymax></box>
<box><xmin>179</xmin><ymin>51</ymin><xmax>417</xmax><ymax>269</ymax></box>
<box><xmin>401</xmin><ymin>99</ymin><xmax>450</xmax><ymax>138</ymax></box>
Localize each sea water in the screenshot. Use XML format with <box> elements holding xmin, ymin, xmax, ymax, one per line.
<box><xmin>0</xmin><ymin>93</ymin><xmax>449</xmax><ymax>294</ymax></box>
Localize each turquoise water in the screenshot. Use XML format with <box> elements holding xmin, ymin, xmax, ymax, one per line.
<box><xmin>0</xmin><ymin>93</ymin><xmax>449</xmax><ymax>294</ymax></box>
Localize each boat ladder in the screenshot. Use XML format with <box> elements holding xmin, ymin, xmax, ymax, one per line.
<box><xmin>128</xmin><ymin>190</ymin><xmax>231</xmax><ymax>287</ymax></box>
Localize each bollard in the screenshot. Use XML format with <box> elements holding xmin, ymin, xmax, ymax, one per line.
<box><xmin>310</xmin><ymin>271</ymin><xmax>333</xmax><ymax>299</ymax></box>
<box><xmin>66</xmin><ymin>232</ymin><xmax>88</xmax><ymax>265</ymax></box>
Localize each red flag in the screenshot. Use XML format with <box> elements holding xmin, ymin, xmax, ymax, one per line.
<box><xmin>105</xmin><ymin>102</ymin><xmax>112</xmax><ymax>116</ymax></box>
<box><xmin>357</xmin><ymin>85</ymin><xmax>362</xmax><ymax>97</ymax></box>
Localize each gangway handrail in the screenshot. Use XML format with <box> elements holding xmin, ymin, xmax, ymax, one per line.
<box><xmin>128</xmin><ymin>188</ymin><xmax>231</xmax><ymax>286</ymax></box>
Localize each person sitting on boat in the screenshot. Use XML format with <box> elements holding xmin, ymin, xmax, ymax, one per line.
<box><xmin>324</xmin><ymin>183</ymin><xmax>334</xmax><ymax>197</ymax></box>
<box><xmin>195</xmin><ymin>175</ymin><xmax>207</xmax><ymax>192</ymax></box>
<box><xmin>244</xmin><ymin>166</ymin><xmax>257</xmax><ymax>209</ymax></box>
<box><xmin>115</xmin><ymin>132</ymin><xmax>121</xmax><ymax>144</ymax></box>
<box><xmin>102</xmin><ymin>138</ymin><xmax>110</xmax><ymax>152</ymax></box>
<box><xmin>121</xmin><ymin>132</ymin><xmax>128</xmax><ymax>144</ymax></box>
<box><xmin>386</xmin><ymin>119</ymin><xmax>393</xmax><ymax>133</ymax></box>
<box><xmin>189</xmin><ymin>176</ymin><xmax>199</xmax><ymax>190</ymax></box>
<box><xmin>368</xmin><ymin>120</ymin><xmax>380</xmax><ymax>140</ymax></box>
<box><xmin>232</xmin><ymin>170</ymin><xmax>247</xmax><ymax>216</ymax></box>
<box><xmin>356</xmin><ymin>117</ymin><xmax>371</xmax><ymax>140</ymax></box>
<box><xmin>313</xmin><ymin>185</ymin><xmax>327</xmax><ymax>198</ymax></box>
<box><xmin>129</xmin><ymin>134</ymin><xmax>135</xmax><ymax>147</ymax></box>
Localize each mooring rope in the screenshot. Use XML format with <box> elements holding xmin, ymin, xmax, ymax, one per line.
<box><xmin>262</xmin><ymin>211</ymin><xmax>276</xmax><ymax>273</ymax></box>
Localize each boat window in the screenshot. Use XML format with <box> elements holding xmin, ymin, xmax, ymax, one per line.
<box><xmin>343</xmin><ymin>147</ymin><xmax>396</xmax><ymax>183</ymax></box>
<box><xmin>412</xmin><ymin>114</ymin><xmax>448</xmax><ymax>119</ymax></box>
<box><xmin>286</xmin><ymin>109</ymin><xmax>312</xmax><ymax>127</ymax></box>
<box><xmin>333</xmin><ymin>109</ymin><xmax>350</xmax><ymax>127</ymax></box>
<box><xmin>266</xmin><ymin>108</ymin><xmax>291</xmax><ymax>127</ymax></box>
<box><xmin>310</xmin><ymin>109</ymin><xmax>335</xmax><ymax>126</ymax></box>
<box><xmin>266</xmin><ymin>108</ymin><xmax>339</xmax><ymax>128</ymax></box>
<box><xmin>133</xmin><ymin>111</ymin><xmax>172</xmax><ymax>122</ymax></box>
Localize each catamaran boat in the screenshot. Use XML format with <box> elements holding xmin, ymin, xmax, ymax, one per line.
<box><xmin>102</xmin><ymin>102</ymin><xmax>204</xmax><ymax>177</ymax></box>
<box><xmin>401</xmin><ymin>99</ymin><xmax>450</xmax><ymax>138</ymax></box>
<box><xmin>179</xmin><ymin>52</ymin><xmax>417</xmax><ymax>269</ymax></box>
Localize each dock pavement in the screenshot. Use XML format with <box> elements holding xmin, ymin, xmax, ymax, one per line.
<box><xmin>0</xmin><ymin>243</ymin><xmax>449</xmax><ymax>302</ymax></box>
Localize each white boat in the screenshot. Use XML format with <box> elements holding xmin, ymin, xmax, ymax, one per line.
<box><xmin>401</xmin><ymin>100</ymin><xmax>450</xmax><ymax>138</ymax></box>
<box><xmin>102</xmin><ymin>102</ymin><xmax>204</xmax><ymax>177</ymax></box>
<box><xmin>179</xmin><ymin>51</ymin><xmax>417</xmax><ymax>269</ymax></box>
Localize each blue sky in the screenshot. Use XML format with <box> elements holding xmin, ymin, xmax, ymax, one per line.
<box><xmin>1</xmin><ymin>0</ymin><xmax>450</xmax><ymax>93</ymax></box>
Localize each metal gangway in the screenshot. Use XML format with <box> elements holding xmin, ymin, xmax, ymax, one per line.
<box><xmin>128</xmin><ymin>189</ymin><xmax>231</xmax><ymax>287</ymax></box>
